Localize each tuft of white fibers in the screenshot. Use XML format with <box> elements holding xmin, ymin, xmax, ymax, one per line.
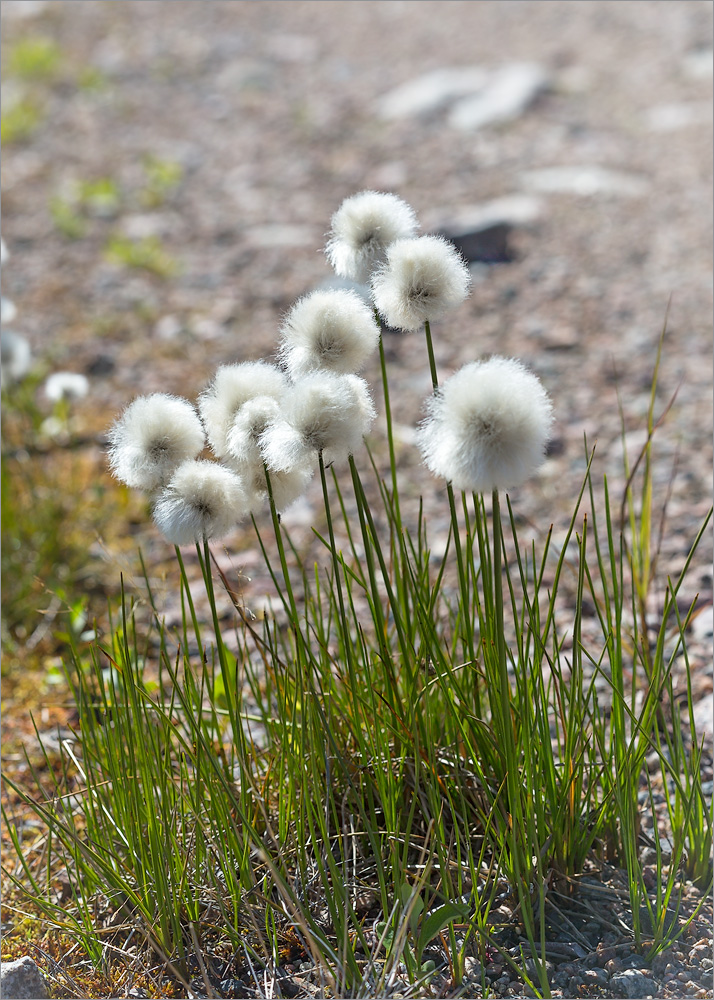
<box><xmin>199</xmin><ymin>362</ymin><xmax>287</xmax><ymax>460</ymax></box>
<box><xmin>260</xmin><ymin>371</ymin><xmax>375</xmax><ymax>470</ymax></box>
<box><xmin>1</xmin><ymin>330</ymin><xmax>32</xmax><ymax>387</ymax></box>
<box><xmin>244</xmin><ymin>457</ymin><xmax>315</xmax><ymax>513</ymax></box>
<box><xmin>225</xmin><ymin>394</ymin><xmax>282</xmax><ymax>466</ymax></box>
<box><xmin>371</xmin><ymin>235</ymin><xmax>471</xmax><ymax>331</ymax></box>
<box><xmin>416</xmin><ymin>356</ymin><xmax>553</xmax><ymax>493</ymax></box>
<box><xmin>108</xmin><ymin>393</ymin><xmax>206</xmax><ymax>492</ymax></box>
<box><xmin>278</xmin><ymin>289</ymin><xmax>380</xmax><ymax>379</ymax></box>
<box><xmin>325</xmin><ymin>190</ymin><xmax>419</xmax><ymax>284</ymax></box>
<box><xmin>152</xmin><ymin>459</ymin><xmax>248</xmax><ymax>545</ymax></box>
<box><xmin>44</xmin><ymin>371</ymin><xmax>89</xmax><ymax>402</ymax></box>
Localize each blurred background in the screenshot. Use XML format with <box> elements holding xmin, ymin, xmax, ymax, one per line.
<box><xmin>1</xmin><ymin>0</ymin><xmax>712</xmax><ymax>717</ymax></box>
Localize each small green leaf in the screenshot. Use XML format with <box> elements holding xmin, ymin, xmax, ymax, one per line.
<box><xmin>418</xmin><ymin>901</ymin><xmax>470</xmax><ymax>950</ymax></box>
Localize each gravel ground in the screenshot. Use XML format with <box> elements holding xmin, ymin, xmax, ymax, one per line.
<box><xmin>1</xmin><ymin>2</ymin><xmax>712</xmax><ymax>997</ymax></box>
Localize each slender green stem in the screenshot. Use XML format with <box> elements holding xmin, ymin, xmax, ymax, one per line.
<box><xmin>377</xmin><ymin>328</ymin><xmax>402</xmax><ymax>526</ymax></box>
<box><xmin>318</xmin><ymin>450</ymin><xmax>355</xmax><ymax>677</ymax></box>
<box><xmin>423</xmin><ymin>318</ymin><xmax>476</xmax><ymax>671</ymax></box>
<box><xmin>491</xmin><ymin>489</ymin><xmax>507</xmax><ymax>696</ymax></box>
<box><xmin>423</xmin><ymin>318</ymin><xmax>439</xmax><ymax>391</ymax></box>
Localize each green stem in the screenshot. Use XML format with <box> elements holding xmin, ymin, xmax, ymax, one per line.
<box><xmin>318</xmin><ymin>450</ymin><xmax>354</xmax><ymax>674</ymax></box>
<box><xmin>423</xmin><ymin>318</ymin><xmax>476</xmax><ymax>672</ymax></box>
<box><xmin>377</xmin><ymin>326</ymin><xmax>402</xmax><ymax>526</ymax></box>
<box><xmin>423</xmin><ymin>318</ymin><xmax>439</xmax><ymax>391</ymax></box>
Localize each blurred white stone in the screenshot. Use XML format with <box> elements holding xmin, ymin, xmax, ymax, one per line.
<box><xmin>645</xmin><ymin>101</ymin><xmax>712</xmax><ymax>131</ymax></box>
<box><xmin>376</xmin><ymin>67</ymin><xmax>488</xmax><ymax>120</ymax></box>
<box><xmin>243</xmin><ymin>224</ymin><xmax>317</xmax><ymax>248</ymax></box>
<box><xmin>682</xmin><ymin>48</ymin><xmax>713</xmax><ymax>79</ymax></box>
<box><xmin>449</xmin><ymin>63</ymin><xmax>549</xmax><ymax>130</ymax></box>
<box><xmin>2</xmin><ymin>297</ymin><xmax>18</xmax><ymax>324</ymax></box>
<box><xmin>522</xmin><ymin>166</ymin><xmax>649</xmax><ymax>197</ymax></box>
<box><xmin>424</xmin><ymin>194</ymin><xmax>544</xmax><ymax>233</ymax></box>
<box><xmin>1</xmin><ymin>0</ymin><xmax>49</xmax><ymax>18</ymax></box>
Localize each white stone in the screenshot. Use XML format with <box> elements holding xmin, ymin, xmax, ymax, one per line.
<box><xmin>682</xmin><ymin>48</ymin><xmax>713</xmax><ymax>79</ymax></box>
<box><xmin>424</xmin><ymin>195</ymin><xmax>543</xmax><ymax>233</ymax></box>
<box><xmin>376</xmin><ymin>67</ymin><xmax>488</xmax><ymax>120</ymax></box>
<box><xmin>448</xmin><ymin>62</ymin><xmax>548</xmax><ymax>130</ymax></box>
<box><xmin>645</xmin><ymin>101</ymin><xmax>712</xmax><ymax>131</ymax></box>
<box><xmin>243</xmin><ymin>224</ymin><xmax>317</xmax><ymax>248</ymax></box>
<box><xmin>521</xmin><ymin>166</ymin><xmax>649</xmax><ymax>198</ymax></box>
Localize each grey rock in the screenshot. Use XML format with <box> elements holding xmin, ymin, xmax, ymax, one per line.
<box><xmin>449</xmin><ymin>62</ymin><xmax>548</xmax><ymax>130</ymax></box>
<box><xmin>522</xmin><ymin>166</ymin><xmax>649</xmax><ymax>198</ymax></box>
<box><xmin>0</xmin><ymin>956</ymin><xmax>49</xmax><ymax>999</ymax></box>
<box><xmin>609</xmin><ymin>969</ymin><xmax>658</xmax><ymax>998</ymax></box>
<box><xmin>437</xmin><ymin>222</ymin><xmax>513</xmax><ymax>263</ymax></box>
<box><xmin>581</xmin><ymin>967</ymin><xmax>610</xmax><ymax>985</ymax></box>
<box><xmin>376</xmin><ymin>67</ymin><xmax>488</xmax><ymax>120</ymax></box>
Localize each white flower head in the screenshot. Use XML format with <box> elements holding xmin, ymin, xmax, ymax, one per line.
<box><xmin>44</xmin><ymin>371</ymin><xmax>89</xmax><ymax>402</ymax></box>
<box><xmin>152</xmin><ymin>459</ymin><xmax>248</xmax><ymax>545</ymax></box>
<box><xmin>416</xmin><ymin>356</ymin><xmax>553</xmax><ymax>493</ymax></box>
<box><xmin>325</xmin><ymin>190</ymin><xmax>419</xmax><ymax>284</ymax></box>
<box><xmin>1</xmin><ymin>330</ymin><xmax>31</xmax><ymax>387</ymax></box>
<box><xmin>108</xmin><ymin>393</ymin><xmax>205</xmax><ymax>492</ymax></box>
<box><xmin>371</xmin><ymin>235</ymin><xmax>471</xmax><ymax>331</ymax></box>
<box><xmin>225</xmin><ymin>394</ymin><xmax>282</xmax><ymax>466</ymax></box>
<box><xmin>199</xmin><ymin>362</ymin><xmax>287</xmax><ymax>460</ymax></box>
<box><xmin>278</xmin><ymin>289</ymin><xmax>380</xmax><ymax>379</ymax></box>
<box><xmin>260</xmin><ymin>371</ymin><xmax>375</xmax><ymax>470</ymax></box>
<box><xmin>245</xmin><ymin>457</ymin><xmax>315</xmax><ymax>512</ymax></box>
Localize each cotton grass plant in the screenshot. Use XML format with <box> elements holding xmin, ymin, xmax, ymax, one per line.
<box><xmin>3</xmin><ymin>193</ymin><xmax>711</xmax><ymax>999</ymax></box>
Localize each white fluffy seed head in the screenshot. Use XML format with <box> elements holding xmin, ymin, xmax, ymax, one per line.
<box><xmin>152</xmin><ymin>459</ymin><xmax>248</xmax><ymax>545</ymax></box>
<box><xmin>325</xmin><ymin>190</ymin><xmax>419</xmax><ymax>284</ymax></box>
<box><xmin>371</xmin><ymin>235</ymin><xmax>471</xmax><ymax>331</ymax></box>
<box><xmin>107</xmin><ymin>393</ymin><xmax>206</xmax><ymax>492</ymax></box>
<box><xmin>44</xmin><ymin>371</ymin><xmax>89</xmax><ymax>402</ymax></box>
<box><xmin>225</xmin><ymin>395</ymin><xmax>282</xmax><ymax>466</ymax></box>
<box><xmin>1</xmin><ymin>330</ymin><xmax>32</xmax><ymax>387</ymax></box>
<box><xmin>198</xmin><ymin>362</ymin><xmax>288</xmax><ymax>459</ymax></box>
<box><xmin>416</xmin><ymin>357</ymin><xmax>554</xmax><ymax>493</ymax></box>
<box><xmin>278</xmin><ymin>289</ymin><xmax>380</xmax><ymax>379</ymax></box>
<box><xmin>260</xmin><ymin>371</ymin><xmax>376</xmax><ymax>470</ymax></box>
<box><xmin>243</xmin><ymin>458</ymin><xmax>315</xmax><ymax>513</ymax></box>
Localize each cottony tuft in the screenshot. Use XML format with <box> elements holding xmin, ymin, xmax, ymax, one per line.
<box><xmin>260</xmin><ymin>371</ymin><xmax>375</xmax><ymax>470</ymax></box>
<box><xmin>416</xmin><ymin>356</ymin><xmax>553</xmax><ymax>493</ymax></box>
<box><xmin>199</xmin><ymin>362</ymin><xmax>287</xmax><ymax>460</ymax></box>
<box><xmin>371</xmin><ymin>235</ymin><xmax>470</xmax><ymax>331</ymax></box>
<box><xmin>278</xmin><ymin>289</ymin><xmax>380</xmax><ymax>379</ymax></box>
<box><xmin>107</xmin><ymin>393</ymin><xmax>205</xmax><ymax>492</ymax></box>
<box><xmin>152</xmin><ymin>459</ymin><xmax>248</xmax><ymax>545</ymax></box>
<box><xmin>325</xmin><ymin>190</ymin><xmax>419</xmax><ymax>284</ymax></box>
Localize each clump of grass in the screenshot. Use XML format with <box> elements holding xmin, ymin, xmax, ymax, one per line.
<box><xmin>7</xmin><ymin>36</ymin><xmax>62</xmax><ymax>81</ymax></box>
<box><xmin>141</xmin><ymin>154</ymin><xmax>184</xmax><ymax>208</ymax></box>
<box><xmin>1</xmin><ymin>97</ymin><xmax>43</xmax><ymax>145</ymax></box>
<box><xmin>104</xmin><ymin>234</ymin><xmax>180</xmax><ymax>278</ymax></box>
<box><xmin>3</xmin><ymin>193</ymin><xmax>711</xmax><ymax>999</ymax></box>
